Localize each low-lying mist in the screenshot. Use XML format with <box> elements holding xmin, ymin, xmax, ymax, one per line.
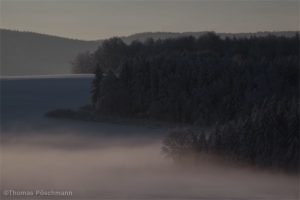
<box><xmin>1</xmin><ymin>131</ymin><xmax>299</xmax><ymax>200</ymax></box>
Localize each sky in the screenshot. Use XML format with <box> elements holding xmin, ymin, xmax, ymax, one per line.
<box><xmin>0</xmin><ymin>0</ymin><xmax>299</xmax><ymax>40</ymax></box>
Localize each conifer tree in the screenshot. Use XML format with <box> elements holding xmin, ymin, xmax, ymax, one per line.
<box><xmin>91</xmin><ymin>66</ymin><xmax>103</xmax><ymax>109</ymax></box>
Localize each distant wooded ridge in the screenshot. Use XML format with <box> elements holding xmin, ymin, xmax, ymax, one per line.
<box><xmin>1</xmin><ymin>29</ymin><xmax>298</xmax><ymax>76</ymax></box>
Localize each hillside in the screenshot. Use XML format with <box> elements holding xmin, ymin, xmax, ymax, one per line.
<box><xmin>1</xmin><ymin>29</ymin><xmax>298</xmax><ymax>76</ymax></box>
<box><xmin>0</xmin><ymin>29</ymin><xmax>100</xmax><ymax>75</ymax></box>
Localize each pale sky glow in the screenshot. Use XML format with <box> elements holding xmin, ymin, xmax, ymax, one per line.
<box><xmin>0</xmin><ymin>0</ymin><xmax>299</xmax><ymax>40</ymax></box>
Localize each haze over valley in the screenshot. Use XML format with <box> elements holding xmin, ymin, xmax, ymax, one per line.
<box><xmin>1</xmin><ymin>0</ymin><xmax>299</xmax><ymax>199</ymax></box>
<box><xmin>1</xmin><ymin>75</ymin><xmax>299</xmax><ymax>200</ymax></box>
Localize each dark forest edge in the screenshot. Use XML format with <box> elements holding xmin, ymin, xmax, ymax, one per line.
<box><xmin>47</xmin><ymin>32</ymin><xmax>299</xmax><ymax>172</ymax></box>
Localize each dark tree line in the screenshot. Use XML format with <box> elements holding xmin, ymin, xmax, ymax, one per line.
<box><xmin>162</xmin><ymin>97</ymin><xmax>299</xmax><ymax>171</ymax></box>
<box><xmin>89</xmin><ymin>33</ymin><xmax>299</xmax><ymax>171</ymax></box>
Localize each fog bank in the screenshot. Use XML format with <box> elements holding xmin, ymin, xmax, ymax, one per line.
<box><xmin>1</xmin><ymin>133</ymin><xmax>299</xmax><ymax>200</ymax></box>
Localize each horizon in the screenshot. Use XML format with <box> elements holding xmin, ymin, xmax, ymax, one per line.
<box><xmin>1</xmin><ymin>0</ymin><xmax>299</xmax><ymax>40</ymax></box>
<box><xmin>1</xmin><ymin>28</ymin><xmax>299</xmax><ymax>41</ymax></box>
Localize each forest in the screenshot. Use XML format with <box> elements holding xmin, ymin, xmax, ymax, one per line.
<box><xmin>77</xmin><ymin>32</ymin><xmax>299</xmax><ymax>171</ymax></box>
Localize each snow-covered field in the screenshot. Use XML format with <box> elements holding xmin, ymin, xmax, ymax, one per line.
<box><xmin>1</xmin><ymin>75</ymin><xmax>299</xmax><ymax>200</ymax></box>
